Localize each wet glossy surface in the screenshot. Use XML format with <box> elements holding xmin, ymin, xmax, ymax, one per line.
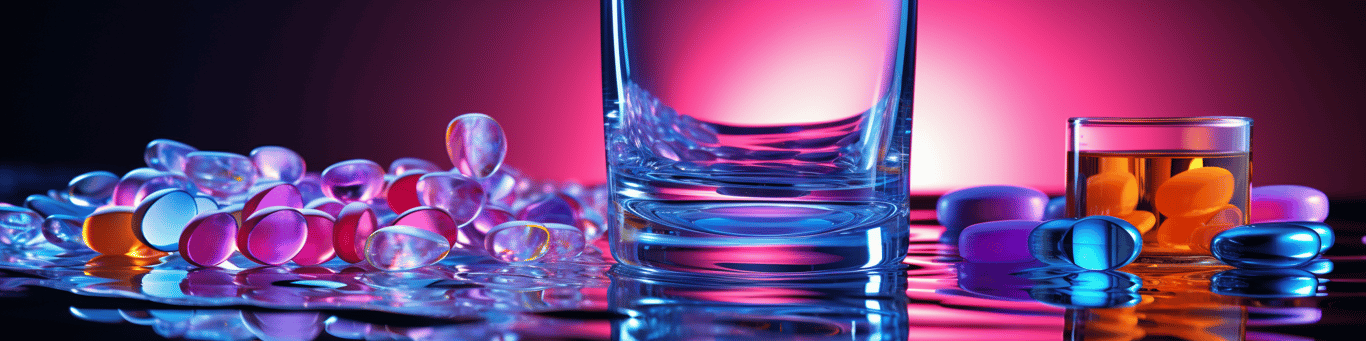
<box><xmin>2</xmin><ymin>206</ymin><xmax>1366</xmax><ymax>340</ymax></box>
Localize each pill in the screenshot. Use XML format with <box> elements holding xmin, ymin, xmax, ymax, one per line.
<box><xmin>392</xmin><ymin>206</ymin><xmax>460</xmax><ymax>247</ymax></box>
<box><xmin>447</xmin><ymin>113</ymin><xmax>508</xmax><ymax>179</ymax></box>
<box><xmin>1277</xmin><ymin>221</ymin><xmax>1334</xmax><ymax>253</ymax></box>
<box><xmin>131</xmin><ymin>188</ymin><xmax>201</xmax><ymax>252</ymax></box>
<box><xmin>1160</xmin><ymin>204</ymin><xmax>1242</xmax><ymax>250</ymax></box>
<box><xmin>1250</xmin><ymin>185</ymin><xmax>1329</xmax><ymax>223</ymax></box>
<box><xmin>388</xmin><ymin>157</ymin><xmax>442</xmax><ymax>176</ymax></box>
<box><xmin>238</xmin><ymin>206</ymin><xmax>307</xmax><ymax>266</ymax></box>
<box><xmin>184</xmin><ymin>151</ymin><xmax>258</xmax><ymax>199</ymax></box>
<box><xmin>1210</xmin><ymin>268</ymin><xmax>1317</xmax><ymax>298</ymax></box>
<box><xmin>1210</xmin><ymin>223</ymin><xmax>1320</xmax><ymax>269</ymax></box>
<box><xmin>936</xmin><ymin>185</ymin><xmax>1047</xmax><ymax>242</ymax></box>
<box><xmin>41</xmin><ymin>214</ymin><xmax>87</xmax><ymax>250</ymax></box>
<box><xmin>365</xmin><ymin>225</ymin><xmax>450</xmax><ymax>271</ymax></box>
<box><xmin>83</xmin><ymin>206</ymin><xmax>167</xmax><ymax>258</ymax></box>
<box><xmin>249</xmin><ymin>146</ymin><xmax>306</xmax><ymax>185</ymax></box>
<box><xmin>1085</xmin><ymin>171</ymin><xmax>1138</xmax><ymax>216</ymax></box>
<box><xmin>416</xmin><ymin>172</ymin><xmax>486</xmax><ymax>226</ymax></box>
<box><xmin>957</xmin><ymin>220</ymin><xmax>1037</xmax><ymax>263</ymax></box>
<box><xmin>321</xmin><ymin>159</ymin><xmax>385</xmax><ymax>204</ymax></box>
<box><xmin>1028</xmin><ymin>218</ymin><xmax>1077</xmax><ymax>266</ymax></box>
<box><xmin>1118</xmin><ymin>210</ymin><xmax>1155</xmax><ymax>234</ymax></box>
<box><xmin>292</xmin><ymin>209</ymin><xmax>336</xmax><ymax>266</ymax></box>
<box><xmin>485</xmin><ymin>220</ymin><xmax>550</xmax><ymax>263</ymax></box>
<box><xmin>178</xmin><ymin>211</ymin><xmax>239</xmax><ymax>267</ymax></box>
<box><xmin>1155</xmin><ymin>166</ymin><xmax>1234</xmax><ymax>218</ymax></box>
<box><xmin>0</xmin><ymin>206</ymin><xmax>44</xmax><ymax>249</ymax></box>
<box><xmin>384</xmin><ymin>171</ymin><xmax>426</xmax><ymax>214</ymax></box>
<box><xmin>333</xmin><ymin>202</ymin><xmax>378</xmax><ymax>264</ymax></box>
<box><xmin>541</xmin><ymin>222</ymin><xmax>586</xmax><ymax>261</ymax></box>
<box><xmin>1044</xmin><ymin>196</ymin><xmax>1067</xmax><ymax>220</ymax></box>
<box><xmin>1057</xmin><ymin>216</ymin><xmax>1143</xmax><ymax>270</ymax></box>
<box><xmin>143</xmin><ymin>139</ymin><xmax>198</xmax><ymax>173</ymax></box>
<box><xmin>66</xmin><ymin>171</ymin><xmax>119</xmax><ymax>207</ymax></box>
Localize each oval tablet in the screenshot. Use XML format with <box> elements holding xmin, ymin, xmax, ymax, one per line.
<box><xmin>179</xmin><ymin>212</ymin><xmax>239</xmax><ymax>267</ymax></box>
<box><xmin>936</xmin><ymin>185</ymin><xmax>1047</xmax><ymax>242</ymax></box>
<box><xmin>132</xmin><ymin>188</ymin><xmax>201</xmax><ymax>252</ymax></box>
<box><xmin>1211</xmin><ymin>223</ymin><xmax>1320</xmax><ymax>269</ymax></box>
<box><xmin>1250</xmin><ymin>185</ymin><xmax>1329</xmax><ymax>223</ymax></box>
<box><xmin>238</xmin><ymin>207</ymin><xmax>307</xmax><ymax>266</ymax></box>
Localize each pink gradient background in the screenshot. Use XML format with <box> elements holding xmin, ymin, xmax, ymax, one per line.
<box><xmin>6</xmin><ymin>0</ymin><xmax>1364</xmax><ymax>200</ymax></box>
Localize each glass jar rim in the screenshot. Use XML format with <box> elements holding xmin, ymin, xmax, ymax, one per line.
<box><xmin>1069</xmin><ymin>116</ymin><xmax>1251</xmax><ymax>127</ymax></box>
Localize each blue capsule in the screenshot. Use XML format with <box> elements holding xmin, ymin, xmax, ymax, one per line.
<box><xmin>1277</xmin><ymin>221</ymin><xmax>1334</xmax><ymax>253</ymax></box>
<box><xmin>1210</xmin><ymin>268</ymin><xmax>1318</xmax><ymax>298</ymax></box>
<box><xmin>1211</xmin><ymin>224</ymin><xmax>1320</xmax><ymax>269</ymax></box>
<box><xmin>1027</xmin><ymin>216</ymin><xmax>1141</xmax><ymax>270</ymax></box>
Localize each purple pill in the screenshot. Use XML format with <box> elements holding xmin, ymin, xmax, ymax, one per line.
<box><xmin>67</xmin><ymin>171</ymin><xmax>119</xmax><ymax>207</ymax></box>
<box><xmin>461</xmin><ymin>206</ymin><xmax>514</xmax><ymax>252</ymax></box>
<box><xmin>393</xmin><ymin>206</ymin><xmax>459</xmax><ymax>247</ymax></box>
<box><xmin>479</xmin><ymin>168</ymin><xmax>519</xmax><ymax>207</ymax></box>
<box><xmin>296</xmin><ymin>172</ymin><xmax>326</xmax><ymax>203</ymax></box>
<box><xmin>321</xmin><ymin>159</ymin><xmax>385</xmax><ymax>204</ymax></box>
<box><xmin>1044</xmin><ymin>196</ymin><xmax>1067</xmax><ymax>220</ymax></box>
<box><xmin>144</xmin><ymin>139</ymin><xmax>198</xmax><ymax>173</ymax></box>
<box><xmin>416</xmin><ymin>172</ymin><xmax>486</xmax><ymax>226</ymax></box>
<box><xmin>957</xmin><ymin>220</ymin><xmax>1039</xmax><ymax>263</ymax></box>
<box><xmin>1251</xmin><ymin>185</ymin><xmax>1329</xmax><ymax>223</ymax></box>
<box><xmin>936</xmin><ymin>185</ymin><xmax>1048</xmax><ymax>242</ymax></box>
<box><xmin>241</xmin><ymin>183</ymin><xmax>304</xmax><ymax>219</ymax></box>
<box><xmin>292</xmin><ymin>209</ymin><xmax>336</xmax><ymax>266</ymax></box>
<box><xmin>185</xmin><ymin>151</ymin><xmax>258</xmax><ymax>199</ymax></box>
<box><xmin>112</xmin><ymin>168</ymin><xmax>190</xmax><ymax>206</ymax></box>
<box><xmin>250</xmin><ymin>146</ymin><xmax>307</xmax><ymax>185</ymax></box>
<box><xmin>179</xmin><ymin>212</ymin><xmax>239</xmax><ymax>267</ymax></box>
<box><xmin>42</xmin><ymin>214</ymin><xmax>87</xmax><ymax>250</ymax></box>
<box><xmin>238</xmin><ymin>207</ymin><xmax>308</xmax><ymax>266</ymax></box>
<box><xmin>388</xmin><ymin>157</ymin><xmax>442</xmax><ymax>176</ymax></box>
<box><xmin>518</xmin><ymin>195</ymin><xmax>578</xmax><ymax>226</ymax></box>
<box><xmin>446</xmin><ymin>113</ymin><xmax>507</xmax><ymax>179</ymax></box>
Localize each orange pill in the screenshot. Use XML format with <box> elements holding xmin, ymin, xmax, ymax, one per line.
<box><xmin>1086</xmin><ymin>171</ymin><xmax>1139</xmax><ymax>216</ymax></box>
<box><xmin>1155</xmin><ymin>167</ymin><xmax>1234</xmax><ymax>218</ymax></box>
<box><xmin>83</xmin><ymin>206</ymin><xmax>167</xmax><ymax>258</ymax></box>
<box><xmin>1120</xmin><ymin>210</ymin><xmax>1156</xmax><ymax>234</ymax></box>
<box><xmin>1156</xmin><ymin>204</ymin><xmax>1242</xmax><ymax>250</ymax></box>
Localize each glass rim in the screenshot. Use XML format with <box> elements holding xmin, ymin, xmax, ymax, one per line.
<box><xmin>1069</xmin><ymin>116</ymin><xmax>1251</xmax><ymax>127</ymax></box>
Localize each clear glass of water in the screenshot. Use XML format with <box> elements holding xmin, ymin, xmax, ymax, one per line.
<box><xmin>603</xmin><ymin>0</ymin><xmax>917</xmax><ymax>275</ymax></box>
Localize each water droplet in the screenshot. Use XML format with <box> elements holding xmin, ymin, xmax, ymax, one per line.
<box><xmin>485</xmin><ymin>220</ymin><xmax>550</xmax><ymax>264</ymax></box>
<box><xmin>132</xmin><ymin>188</ymin><xmax>201</xmax><ymax>252</ymax></box>
<box><xmin>416</xmin><ymin>172</ymin><xmax>485</xmax><ymax>226</ymax></box>
<box><xmin>320</xmin><ymin>159</ymin><xmax>385</xmax><ymax>204</ymax></box>
<box><xmin>67</xmin><ymin>171</ymin><xmax>119</xmax><ymax>207</ymax></box>
<box><xmin>238</xmin><ymin>207</ymin><xmax>307</xmax><ymax>266</ymax></box>
<box><xmin>184</xmin><ymin>151</ymin><xmax>258</xmax><ymax>199</ymax></box>
<box><xmin>293</xmin><ymin>208</ymin><xmax>336</xmax><ymax>266</ymax></box>
<box><xmin>365</xmin><ymin>225</ymin><xmax>451</xmax><ymax>271</ymax></box>
<box><xmin>144</xmin><ymin>139</ymin><xmax>198</xmax><ymax>173</ymax></box>
<box><xmin>179</xmin><ymin>212</ymin><xmax>238</xmax><ymax>267</ymax></box>
<box><xmin>446</xmin><ymin>113</ymin><xmax>507</xmax><ymax>179</ymax></box>
<box><xmin>250</xmin><ymin>146</ymin><xmax>307</xmax><ymax>185</ymax></box>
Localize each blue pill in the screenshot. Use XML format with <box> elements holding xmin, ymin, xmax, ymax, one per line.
<box><xmin>936</xmin><ymin>185</ymin><xmax>1047</xmax><ymax>242</ymax></box>
<box><xmin>1029</xmin><ymin>270</ymin><xmax>1142</xmax><ymax>308</ymax></box>
<box><xmin>1211</xmin><ymin>223</ymin><xmax>1320</xmax><ymax>269</ymax></box>
<box><xmin>1277</xmin><ymin>222</ymin><xmax>1334</xmax><ymax>253</ymax></box>
<box><xmin>1027</xmin><ymin>218</ymin><xmax>1077</xmax><ymax>266</ymax></box>
<box><xmin>1027</xmin><ymin>216</ymin><xmax>1141</xmax><ymax>270</ymax></box>
<box><xmin>1210</xmin><ymin>268</ymin><xmax>1318</xmax><ymax>298</ymax></box>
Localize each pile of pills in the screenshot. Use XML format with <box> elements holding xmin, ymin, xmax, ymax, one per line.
<box><xmin>0</xmin><ymin>114</ymin><xmax>607</xmax><ymax>272</ymax></box>
<box><xmin>944</xmin><ymin>184</ymin><xmax>1335</xmax><ymax>271</ymax></box>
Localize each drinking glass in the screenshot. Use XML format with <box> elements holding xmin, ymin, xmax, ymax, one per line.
<box><xmin>603</xmin><ymin>0</ymin><xmax>916</xmax><ymax>275</ymax></box>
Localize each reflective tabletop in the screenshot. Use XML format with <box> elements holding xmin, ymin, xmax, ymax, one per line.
<box><xmin>3</xmin><ymin>206</ymin><xmax>1365</xmax><ymax>340</ymax></box>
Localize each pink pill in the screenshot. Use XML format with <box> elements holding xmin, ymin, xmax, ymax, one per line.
<box><xmin>242</xmin><ymin>183</ymin><xmax>304</xmax><ymax>219</ymax></box>
<box><xmin>446</xmin><ymin>113</ymin><xmax>507</xmax><ymax>179</ymax></box>
<box><xmin>293</xmin><ymin>209</ymin><xmax>336</xmax><ymax>266</ymax></box>
<box><xmin>384</xmin><ymin>171</ymin><xmax>425</xmax><ymax>214</ymax></box>
<box><xmin>305</xmin><ymin>197</ymin><xmax>345</xmax><ymax>218</ymax></box>
<box><xmin>238</xmin><ymin>207</ymin><xmax>308</xmax><ymax>266</ymax></box>
<box><xmin>393</xmin><ymin>206</ymin><xmax>459</xmax><ymax>247</ymax></box>
<box><xmin>416</xmin><ymin>172</ymin><xmax>485</xmax><ymax>226</ymax></box>
<box><xmin>179</xmin><ymin>212</ymin><xmax>239</xmax><ymax>267</ymax></box>
<box><xmin>321</xmin><ymin>159</ymin><xmax>385</xmax><ymax>204</ymax></box>
<box><xmin>334</xmin><ymin>202</ymin><xmax>378</xmax><ymax>263</ymax></box>
<box><xmin>1250</xmin><ymin>185</ymin><xmax>1329</xmax><ymax>223</ymax></box>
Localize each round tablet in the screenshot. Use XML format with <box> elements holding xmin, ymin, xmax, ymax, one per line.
<box><xmin>132</xmin><ymin>188</ymin><xmax>201</xmax><ymax>251</ymax></box>
<box><xmin>238</xmin><ymin>207</ymin><xmax>308</xmax><ymax>266</ymax></box>
<box><xmin>936</xmin><ymin>185</ymin><xmax>1047</xmax><ymax>242</ymax></box>
<box><xmin>179</xmin><ymin>212</ymin><xmax>239</xmax><ymax>267</ymax></box>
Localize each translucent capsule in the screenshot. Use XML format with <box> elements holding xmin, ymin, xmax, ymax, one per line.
<box><xmin>83</xmin><ymin>206</ymin><xmax>167</xmax><ymax>258</ymax></box>
<box><xmin>333</xmin><ymin>202</ymin><xmax>379</xmax><ymax>263</ymax></box>
<box><xmin>392</xmin><ymin>206</ymin><xmax>459</xmax><ymax>247</ymax></box>
<box><xmin>446</xmin><ymin>113</ymin><xmax>507</xmax><ymax>179</ymax></box>
<box><xmin>480</xmin><ymin>168</ymin><xmax>520</xmax><ymax>207</ymax></box>
<box><xmin>935</xmin><ymin>185</ymin><xmax>1048</xmax><ymax>242</ymax></box>
<box><xmin>364</xmin><ymin>225</ymin><xmax>451</xmax><ymax>271</ymax></box>
<box><xmin>518</xmin><ymin>195</ymin><xmax>577</xmax><ymax>226</ymax></box>
<box><xmin>0</xmin><ymin>206</ymin><xmax>44</xmax><ymax>249</ymax></box>
<box><xmin>238</xmin><ymin>207</ymin><xmax>307</xmax><ymax>266</ymax></box>
<box><xmin>249</xmin><ymin>146</ymin><xmax>306</xmax><ymax>185</ymax></box>
<box><xmin>1155</xmin><ymin>166</ymin><xmax>1234</xmax><ymax>218</ymax></box>
<box><xmin>131</xmin><ymin>189</ymin><xmax>201</xmax><ymax>252</ymax></box>
<box><xmin>1085</xmin><ymin>171</ymin><xmax>1139</xmax><ymax>216</ymax></box>
<box><xmin>1211</xmin><ymin>223</ymin><xmax>1321</xmax><ymax>269</ymax></box>
<box><xmin>24</xmin><ymin>194</ymin><xmax>94</xmax><ymax>219</ymax></box>
<box><xmin>1250</xmin><ymin>185</ymin><xmax>1329</xmax><ymax>223</ymax></box>
<box><xmin>179</xmin><ymin>212</ymin><xmax>239</xmax><ymax>267</ymax></box>
<box><xmin>461</xmin><ymin>206</ymin><xmax>514</xmax><ymax>252</ymax></box>
<box><xmin>542</xmin><ymin>223</ymin><xmax>586</xmax><ymax>261</ymax></box>
<box><xmin>388</xmin><ymin>157</ymin><xmax>442</xmax><ymax>176</ymax></box>
<box><xmin>67</xmin><ymin>171</ymin><xmax>119</xmax><ymax>207</ymax></box>
<box><xmin>384</xmin><ymin>171</ymin><xmax>425</xmax><ymax>214</ymax></box>
<box><xmin>416</xmin><ymin>172</ymin><xmax>485</xmax><ymax>226</ymax></box>
<box><xmin>112</xmin><ymin>168</ymin><xmax>195</xmax><ymax>206</ymax></box>
<box><xmin>144</xmin><ymin>139</ymin><xmax>198</xmax><ymax>173</ymax></box>
<box><xmin>241</xmin><ymin>183</ymin><xmax>304</xmax><ymax>219</ymax></box>
<box><xmin>296</xmin><ymin>172</ymin><xmax>326</xmax><ymax>203</ymax></box>
<box><xmin>485</xmin><ymin>220</ymin><xmax>550</xmax><ymax>263</ymax></box>
<box><xmin>1280</xmin><ymin>222</ymin><xmax>1335</xmax><ymax>253</ymax></box>
<box><xmin>292</xmin><ymin>208</ymin><xmax>336</xmax><ymax>266</ymax></box>
<box><xmin>184</xmin><ymin>151</ymin><xmax>258</xmax><ymax>199</ymax></box>
<box><xmin>42</xmin><ymin>214</ymin><xmax>87</xmax><ymax>250</ymax></box>
<box><xmin>1027</xmin><ymin>216</ymin><xmax>1142</xmax><ymax>270</ymax></box>
<box><xmin>195</xmin><ymin>195</ymin><xmax>219</xmax><ymax>213</ymax></box>
<box><xmin>957</xmin><ymin>220</ymin><xmax>1037</xmax><ymax>263</ymax></box>
<box><xmin>1210</xmin><ymin>268</ymin><xmax>1318</xmax><ymax>298</ymax></box>
<box><xmin>305</xmin><ymin>197</ymin><xmax>345</xmax><ymax>218</ymax></box>
<box><xmin>320</xmin><ymin>159</ymin><xmax>385</xmax><ymax>204</ymax></box>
